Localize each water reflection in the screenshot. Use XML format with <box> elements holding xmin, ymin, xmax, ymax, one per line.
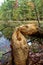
<box><xmin>0</xmin><ymin>32</ymin><xmax>12</xmax><ymax>65</ymax></box>
<box><xmin>0</xmin><ymin>32</ymin><xmax>11</xmax><ymax>53</ymax></box>
<box><xmin>27</xmin><ymin>39</ymin><xmax>32</xmax><ymax>46</ymax></box>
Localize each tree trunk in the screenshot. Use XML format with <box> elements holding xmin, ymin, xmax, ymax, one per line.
<box><xmin>32</xmin><ymin>0</ymin><xmax>40</xmax><ymax>27</ymax></box>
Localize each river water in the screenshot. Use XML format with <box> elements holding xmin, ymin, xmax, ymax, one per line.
<box><xmin>0</xmin><ymin>32</ymin><xmax>11</xmax><ymax>65</ymax></box>
<box><xmin>0</xmin><ymin>32</ymin><xmax>11</xmax><ymax>53</ymax></box>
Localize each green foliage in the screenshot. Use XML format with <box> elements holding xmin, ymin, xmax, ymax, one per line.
<box><xmin>0</xmin><ymin>21</ymin><xmax>43</xmax><ymax>39</ymax></box>
<box><xmin>2</xmin><ymin>27</ymin><xmax>13</xmax><ymax>39</ymax></box>
<box><xmin>0</xmin><ymin>0</ymin><xmax>43</xmax><ymax>21</ymax></box>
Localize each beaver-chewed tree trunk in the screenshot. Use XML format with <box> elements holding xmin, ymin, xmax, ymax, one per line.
<box><xmin>12</xmin><ymin>29</ymin><xmax>29</xmax><ymax>65</ymax></box>
<box><xmin>12</xmin><ymin>24</ymin><xmax>42</xmax><ymax>65</ymax></box>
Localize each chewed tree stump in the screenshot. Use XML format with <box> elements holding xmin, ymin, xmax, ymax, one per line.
<box><xmin>12</xmin><ymin>24</ymin><xmax>43</xmax><ymax>65</ymax></box>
